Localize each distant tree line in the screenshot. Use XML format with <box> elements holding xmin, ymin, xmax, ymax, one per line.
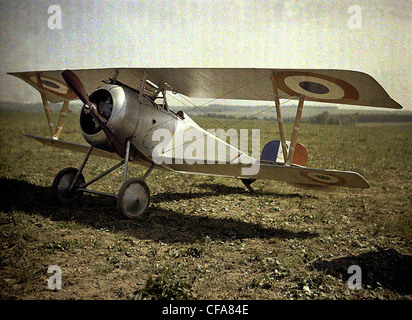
<box><xmin>304</xmin><ymin>111</ymin><xmax>412</xmax><ymax>125</ymax></box>
<box><xmin>203</xmin><ymin>113</ymin><xmax>281</xmax><ymax>122</ymax></box>
<box><xmin>201</xmin><ymin>111</ymin><xmax>412</xmax><ymax>125</ymax></box>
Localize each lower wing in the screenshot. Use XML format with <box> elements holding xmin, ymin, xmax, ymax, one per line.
<box><xmin>24</xmin><ymin>134</ymin><xmax>121</xmax><ymax>160</ymax></box>
<box><xmin>164</xmin><ymin>161</ymin><xmax>369</xmax><ymax>189</ymax></box>
<box><xmin>25</xmin><ymin>134</ymin><xmax>369</xmax><ymax>189</ymax></box>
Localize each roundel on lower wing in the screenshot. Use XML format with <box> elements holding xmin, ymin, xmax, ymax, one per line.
<box><xmin>274</xmin><ymin>71</ymin><xmax>359</xmax><ymax>103</ymax></box>
<box><xmin>25</xmin><ymin>75</ymin><xmax>76</xmax><ymax>100</ymax></box>
<box><xmin>300</xmin><ymin>171</ymin><xmax>347</xmax><ymax>186</ymax></box>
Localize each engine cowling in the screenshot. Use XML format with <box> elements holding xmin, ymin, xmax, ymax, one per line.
<box><xmin>80</xmin><ymin>84</ymin><xmax>140</xmax><ymax>152</ymax></box>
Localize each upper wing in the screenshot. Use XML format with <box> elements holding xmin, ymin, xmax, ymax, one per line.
<box><xmin>8</xmin><ymin>69</ymin><xmax>123</xmax><ymax>103</ymax></box>
<box><xmin>9</xmin><ymin>68</ymin><xmax>403</xmax><ymax>109</ymax></box>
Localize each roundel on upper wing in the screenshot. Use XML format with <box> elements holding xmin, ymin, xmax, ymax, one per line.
<box><xmin>24</xmin><ymin>74</ymin><xmax>76</xmax><ymax>100</ymax></box>
<box><xmin>300</xmin><ymin>170</ymin><xmax>347</xmax><ymax>186</ymax></box>
<box><xmin>274</xmin><ymin>71</ymin><xmax>359</xmax><ymax>103</ymax></box>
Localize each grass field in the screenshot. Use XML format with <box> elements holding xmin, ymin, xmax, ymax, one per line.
<box><xmin>0</xmin><ymin>110</ymin><xmax>411</xmax><ymax>300</ymax></box>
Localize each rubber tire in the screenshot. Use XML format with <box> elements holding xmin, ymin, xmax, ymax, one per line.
<box><xmin>52</xmin><ymin>167</ymin><xmax>85</xmax><ymax>204</ymax></box>
<box><xmin>117</xmin><ymin>178</ymin><xmax>150</xmax><ymax>220</ymax></box>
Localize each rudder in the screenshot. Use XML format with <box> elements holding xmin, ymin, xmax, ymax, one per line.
<box><xmin>240</xmin><ymin>140</ymin><xmax>308</xmax><ymax>190</ymax></box>
<box><xmin>261</xmin><ymin>140</ymin><xmax>308</xmax><ymax>166</ymax></box>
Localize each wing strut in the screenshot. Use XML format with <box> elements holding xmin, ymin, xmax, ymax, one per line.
<box><xmin>270</xmin><ymin>75</ymin><xmax>289</xmax><ymax>163</ymax></box>
<box><xmin>287</xmin><ymin>95</ymin><xmax>305</xmax><ymax>165</ymax></box>
<box><xmin>36</xmin><ymin>73</ymin><xmax>55</xmax><ymax>137</ymax></box>
<box><xmin>54</xmin><ymin>99</ymin><xmax>70</xmax><ymax>139</ymax></box>
<box><xmin>270</xmin><ymin>74</ymin><xmax>305</xmax><ymax>166</ymax></box>
<box><xmin>35</xmin><ymin>72</ymin><xmax>70</xmax><ymax>140</ymax></box>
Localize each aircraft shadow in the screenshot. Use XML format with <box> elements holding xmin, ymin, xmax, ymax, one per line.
<box><xmin>0</xmin><ymin>178</ymin><xmax>317</xmax><ymax>243</ymax></box>
<box><xmin>194</xmin><ymin>182</ymin><xmax>319</xmax><ymax>199</ymax></box>
<box><xmin>312</xmin><ymin>249</ymin><xmax>412</xmax><ymax>294</ymax></box>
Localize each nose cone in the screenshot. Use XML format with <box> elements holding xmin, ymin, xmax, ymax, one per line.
<box><xmin>80</xmin><ymin>89</ymin><xmax>113</xmax><ymax>135</ymax></box>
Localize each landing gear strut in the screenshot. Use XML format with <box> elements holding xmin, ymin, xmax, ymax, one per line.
<box><xmin>52</xmin><ymin>140</ymin><xmax>154</xmax><ymax>220</ymax></box>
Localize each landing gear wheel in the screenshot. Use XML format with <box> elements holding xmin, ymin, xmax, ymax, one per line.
<box><xmin>117</xmin><ymin>178</ymin><xmax>150</xmax><ymax>220</ymax></box>
<box><xmin>52</xmin><ymin>167</ymin><xmax>85</xmax><ymax>204</ymax></box>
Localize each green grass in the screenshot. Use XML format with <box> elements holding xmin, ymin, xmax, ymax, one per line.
<box><xmin>0</xmin><ymin>110</ymin><xmax>411</xmax><ymax>300</ymax></box>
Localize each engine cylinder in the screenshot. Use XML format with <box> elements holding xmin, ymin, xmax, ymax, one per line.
<box><xmin>80</xmin><ymin>84</ymin><xmax>140</xmax><ymax>152</ymax></box>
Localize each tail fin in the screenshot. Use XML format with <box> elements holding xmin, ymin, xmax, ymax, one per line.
<box><xmin>241</xmin><ymin>140</ymin><xmax>308</xmax><ymax>190</ymax></box>
<box><xmin>260</xmin><ymin>140</ymin><xmax>308</xmax><ymax>166</ymax></box>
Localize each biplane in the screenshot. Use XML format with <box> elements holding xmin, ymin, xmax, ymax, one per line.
<box><xmin>8</xmin><ymin>68</ymin><xmax>403</xmax><ymax>219</ymax></box>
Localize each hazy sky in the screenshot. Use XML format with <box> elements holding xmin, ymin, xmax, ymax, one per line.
<box><xmin>0</xmin><ymin>0</ymin><xmax>410</xmax><ymax>109</ymax></box>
